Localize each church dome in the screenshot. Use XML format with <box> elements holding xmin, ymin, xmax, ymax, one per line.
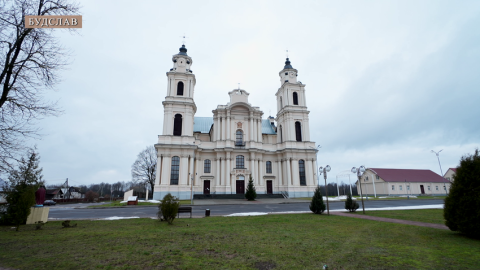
<box><xmin>178</xmin><ymin>45</ymin><xmax>188</xmax><ymax>56</ymax></box>
<box><xmin>284</xmin><ymin>58</ymin><xmax>293</xmax><ymax>69</ymax></box>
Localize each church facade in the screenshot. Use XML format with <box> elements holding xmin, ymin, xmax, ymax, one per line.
<box><xmin>153</xmin><ymin>45</ymin><xmax>319</xmax><ymax>200</ymax></box>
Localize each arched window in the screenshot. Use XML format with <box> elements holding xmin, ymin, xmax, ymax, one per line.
<box><xmin>295</xmin><ymin>121</ymin><xmax>302</xmax><ymax>142</ymax></box>
<box><xmin>173</xmin><ymin>114</ymin><xmax>182</xmax><ymax>136</ymax></box>
<box><xmin>293</xmin><ymin>92</ymin><xmax>298</xmax><ymax>105</ymax></box>
<box><xmin>236</xmin><ymin>130</ymin><xmax>244</xmax><ymax>146</ymax></box>
<box><xmin>177</xmin><ymin>81</ymin><xmax>184</xmax><ymax>96</ymax></box>
<box><xmin>170</xmin><ymin>156</ymin><xmax>180</xmax><ymax>185</ymax></box>
<box><xmin>204</xmin><ymin>159</ymin><xmax>211</xmax><ymax>173</ymax></box>
<box><xmin>236</xmin><ymin>155</ymin><xmax>245</xmax><ymax>168</ymax></box>
<box><xmin>279</xmin><ymin>125</ymin><xmax>283</xmax><ymax>143</ymax></box>
<box><xmin>299</xmin><ymin>160</ymin><xmax>306</xmax><ymax>186</ymax></box>
<box><xmin>266</xmin><ymin>161</ymin><xmax>272</xmax><ymax>174</ymax></box>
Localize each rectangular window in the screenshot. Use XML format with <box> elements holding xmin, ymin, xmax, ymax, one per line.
<box><xmin>236</xmin><ymin>155</ymin><xmax>244</xmax><ymax>168</ymax></box>
<box><xmin>400</xmin><ymin>185</ymin><xmax>403</xmax><ymax>190</ymax></box>
<box><xmin>204</xmin><ymin>159</ymin><xmax>211</xmax><ymax>173</ymax></box>
<box><xmin>444</xmin><ymin>186</ymin><xmax>446</xmax><ymax>190</ymax></box>
<box><xmin>428</xmin><ymin>186</ymin><xmax>431</xmax><ymax>191</ymax></box>
<box><xmin>266</xmin><ymin>161</ymin><xmax>272</xmax><ymax>174</ymax></box>
<box><xmin>436</xmin><ymin>186</ymin><xmax>439</xmax><ymax>191</ymax></box>
<box><xmin>392</xmin><ymin>185</ymin><xmax>395</xmax><ymax>191</ymax></box>
<box><xmin>407</xmin><ymin>185</ymin><xmax>410</xmax><ymax>190</ymax></box>
<box><xmin>376</xmin><ymin>175</ymin><xmax>379</xmax><ymax>180</ymax></box>
<box><xmin>299</xmin><ymin>160</ymin><xmax>306</xmax><ymax>186</ymax></box>
<box><xmin>170</xmin><ymin>157</ymin><xmax>180</xmax><ymax>185</ymax></box>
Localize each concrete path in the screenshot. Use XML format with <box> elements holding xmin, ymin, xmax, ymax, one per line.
<box><xmin>330</xmin><ymin>211</ymin><xmax>449</xmax><ymax>230</ymax></box>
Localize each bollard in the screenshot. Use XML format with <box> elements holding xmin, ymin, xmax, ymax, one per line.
<box><xmin>205</xmin><ymin>209</ymin><xmax>210</xmax><ymax>217</ymax></box>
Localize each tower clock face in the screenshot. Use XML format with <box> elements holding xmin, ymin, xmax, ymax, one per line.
<box><xmin>289</xmin><ymin>71</ymin><xmax>296</xmax><ymax>78</ymax></box>
<box><xmin>178</xmin><ymin>58</ymin><xmax>186</xmax><ymax>67</ymax></box>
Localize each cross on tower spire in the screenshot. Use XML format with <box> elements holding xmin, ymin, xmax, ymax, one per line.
<box><xmin>180</xmin><ymin>34</ymin><xmax>188</xmax><ymax>45</ymax></box>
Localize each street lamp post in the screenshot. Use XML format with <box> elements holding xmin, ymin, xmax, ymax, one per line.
<box><xmin>351</xmin><ymin>166</ymin><xmax>366</xmax><ymax>214</ymax></box>
<box><xmin>431</xmin><ymin>150</ymin><xmax>448</xmax><ymax>196</ymax></box>
<box><xmin>319</xmin><ymin>165</ymin><xmax>331</xmax><ymax>215</ymax></box>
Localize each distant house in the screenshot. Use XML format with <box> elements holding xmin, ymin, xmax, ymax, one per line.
<box><xmin>46</xmin><ymin>189</ymin><xmax>64</xmax><ymax>200</ymax></box>
<box><xmin>355</xmin><ymin>168</ymin><xmax>451</xmax><ymax>196</ymax></box>
<box><xmin>444</xmin><ymin>168</ymin><xmax>457</xmax><ymax>182</ymax></box>
<box><xmin>61</xmin><ymin>187</ymin><xmax>84</xmax><ymax>199</ymax></box>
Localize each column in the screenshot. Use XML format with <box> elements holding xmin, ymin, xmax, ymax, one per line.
<box><xmin>215</xmin><ymin>117</ymin><xmax>220</xmax><ymax>141</ymax></box>
<box><xmin>257</xmin><ymin>119</ymin><xmax>262</xmax><ymax>142</ymax></box>
<box><xmin>155</xmin><ymin>156</ymin><xmax>162</xmax><ymax>185</ymax></box>
<box><xmin>276</xmin><ymin>160</ymin><xmax>283</xmax><ymax>187</ymax></box>
<box><xmin>226</xmin><ymin>154</ymin><xmax>230</xmax><ymax>188</ymax></box>
<box><xmin>306</xmin><ymin>159</ymin><xmax>313</xmax><ymax>186</ymax></box>
<box><xmin>227</xmin><ymin>116</ymin><xmax>231</xmax><ymax>140</ymax></box>
<box><xmin>249</xmin><ymin>114</ymin><xmax>253</xmax><ymax>141</ymax></box>
<box><xmin>250</xmin><ymin>156</ymin><xmax>255</xmax><ymax>178</ymax></box>
<box><xmin>292</xmin><ymin>159</ymin><xmax>300</xmax><ymax>186</ymax></box>
<box><xmin>221</xmin><ymin>117</ymin><xmax>226</xmax><ymax>140</ymax></box>
<box><xmin>180</xmin><ymin>156</ymin><xmax>189</xmax><ymax>185</ymax></box>
<box><xmin>195</xmin><ymin>158</ymin><xmax>201</xmax><ymax>187</ymax></box>
<box><xmin>188</xmin><ymin>156</ymin><xmax>194</xmax><ymax>186</ymax></box>
<box><xmin>258</xmin><ymin>159</ymin><xmax>263</xmax><ymax>186</ymax></box>
<box><xmin>216</xmin><ymin>158</ymin><xmax>220</xmax><ymax>187</ymax></box>
<box><xmin>286</xmin><ymin>159</ymin><xmax>292</xmax><ymax>188</ymax></box>
<box><xmin>161</xmin><ymin>156</ymin><xmax>171</xmax><ymax>185</ymax></box>
<box><xmin>221</xmin><ymin>158</ymin><xmax>225</xmax><ymax>187</ymax></box>
<box><xmin>311</xmin><ymin>159</ymin><xmax>316</xmax><ymax>186</ymax></box>
<box><xmin>253</xmin><ymin>159</ymin><xmax>258</xmax><ymax>183</ymax></box>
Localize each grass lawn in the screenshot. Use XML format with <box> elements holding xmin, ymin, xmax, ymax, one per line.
<box><xmin>1</xmin><ymin>212</ymin><xmax>479</xmax><ymax>269</ymax></box>
<box><xmin>297</xmin><ymin>195</ymin><xmax>446</xmax><ymax>201</ymax></box>
<box><xmin>362</xmin><ymin>209</ymin><xmax>446</xmax><ymax>224</ymax></box>
<box><xmin>88</xmin><ymin>200</ymin><xmax>191</xmax><ymax>208</ymax></box>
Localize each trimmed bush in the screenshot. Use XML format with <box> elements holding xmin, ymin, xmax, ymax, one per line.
<box><xmin>444</xmin><ymin>149</ymin><xmax>480</xmax><ymax>238</ymax></box>
<box><xmin>245</xmin><ymin>176</ymin><xmax>257</xmax><ymax>201</ymax></box>
<box><xmin>309</xmin><ymin>186</ymin><xmax>326</xmax><ymax>214</ymax></box>
<box><xmin>345</xmin><ymin>193</ymin><xmax>359</xmax><ymax>212</ymax></box>
<box><xmin>158</xmin><ymin>193</ymin><xmax>180</xmax><ymax>224</ymax></box>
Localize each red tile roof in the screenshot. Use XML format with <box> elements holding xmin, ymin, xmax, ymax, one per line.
<box><xmin>368</xmin><ymin>168</ymin><xmax>448</xmax><ymax>183</ymax></box>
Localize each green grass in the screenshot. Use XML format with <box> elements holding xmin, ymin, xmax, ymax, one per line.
<box><xmin>1</xmin><ymin>212</ymin><xmax>479</xmax><ymax>269</ymax></box>
<box><xmin>88</xmin><ymin>200</ymin><xmax>191</xmax><ymax>208</ymax></box>
<box><xmin>362</xmin><ymin>209</ymin><xmax>446</xmax><ymax>224</ymax></box>
<box><xmin>297</xmin><ymin>195</ymin><xmax>447</xmax><ymax>201</ymax></box>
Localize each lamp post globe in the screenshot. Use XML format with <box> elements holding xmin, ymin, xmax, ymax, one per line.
<box><xmin>352</xmin><ymin>166</ymin><xmax>366</xmax><ymax>214</ymax></box>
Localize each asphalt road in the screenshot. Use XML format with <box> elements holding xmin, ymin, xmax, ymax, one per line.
<box><xmin>48</xmin><ymin>199</ymin><xmax>444</xmax><ymax>220</ymax></box>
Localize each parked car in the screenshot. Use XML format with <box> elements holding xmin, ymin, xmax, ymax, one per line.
<box><xmin>43</xmin><ymin>200</ymin><xmax>56</xmax><ymax>206</ymax></box>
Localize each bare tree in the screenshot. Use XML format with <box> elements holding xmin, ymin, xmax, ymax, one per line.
<box><xmin>0</xmin><ymin>0</ymin><xmax>80</xmax><ymax>173</ymax></box>
<box><xmin>131</xmin><ymin>146</ymin><xmax>157</xmax><ymax>198</ymax></box>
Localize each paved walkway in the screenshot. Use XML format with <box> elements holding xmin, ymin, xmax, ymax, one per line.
<box><xmin>330</xmin><ymin>211</ymin><xmax>449</xmax><ymax>230</ymax></box>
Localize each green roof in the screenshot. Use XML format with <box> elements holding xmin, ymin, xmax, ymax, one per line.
<box><xmin>193</xmin><ymin>117</ymin><xmax>276</xmax><ymax>135</ymax></box>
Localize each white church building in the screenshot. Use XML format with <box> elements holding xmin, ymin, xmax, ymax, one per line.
<box><xmin>153</xmin><ymin>45</ymin><xmax>319</xmax><ymax>200</ymax></box>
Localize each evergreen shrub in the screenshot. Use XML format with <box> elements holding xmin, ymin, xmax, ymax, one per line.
<box><xmin>444</xmin><ymin>149</ymin><xmax>480</xmax><ymax>238</ymax></box>
<box><xmin>158</xmin><ymin>193</ymin><xmax>179</xmax><ymax>224</ymax></box>
<box><xmin>309</xmin><ymin>186</ymin><xmax>326</xmax><ymax>214</ymax></box>
<box><xmin>344</xmin><ymin>192</ymin><xmax>359</xmax><ymax>212</ymax></box>
<box><xmin>245</xmin><ymin>176</ymin><xmax>257</xmax><ymax>201</ymax></box>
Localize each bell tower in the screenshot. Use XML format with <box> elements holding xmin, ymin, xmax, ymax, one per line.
<box><xmin>275</xmin><ymin>58</ymin><xmax>311</xmax><ymax>143</ymax></box>
<box><xmin>162</xmin><ymin>45</ymin><xmax>197</xmax><ymax>136</ymax></box>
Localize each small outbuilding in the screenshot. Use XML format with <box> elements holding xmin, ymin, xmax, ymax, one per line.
<box><xmin>444</xmin><ymin>168</ymin><xmax>457</xmax><ymax>182</ymax></box>
<box><xmin>356</xmin><ymin>168</ymin><xmax>451</xmax><ymax>197</ymax></box>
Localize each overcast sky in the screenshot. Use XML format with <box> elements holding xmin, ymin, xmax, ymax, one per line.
<box><xmin>32</xmin><ymin>0</ymin><xmax>480</xmax><ymax>187</ymax></box>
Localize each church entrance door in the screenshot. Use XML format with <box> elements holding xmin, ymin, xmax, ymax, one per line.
<box><xmin>266</xmin><ymin>180</ymin><xmax>273</xmax><ymax>194</ymax></box>
<box><xmin>203</xmin><ymin>180</ymin><xmax>210</xmax><ymax>195</ymax></box>
<box><xmin>236</xmin><ymin>181</ymin><xmax>245</xmax><ymax>194</ymax></box>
